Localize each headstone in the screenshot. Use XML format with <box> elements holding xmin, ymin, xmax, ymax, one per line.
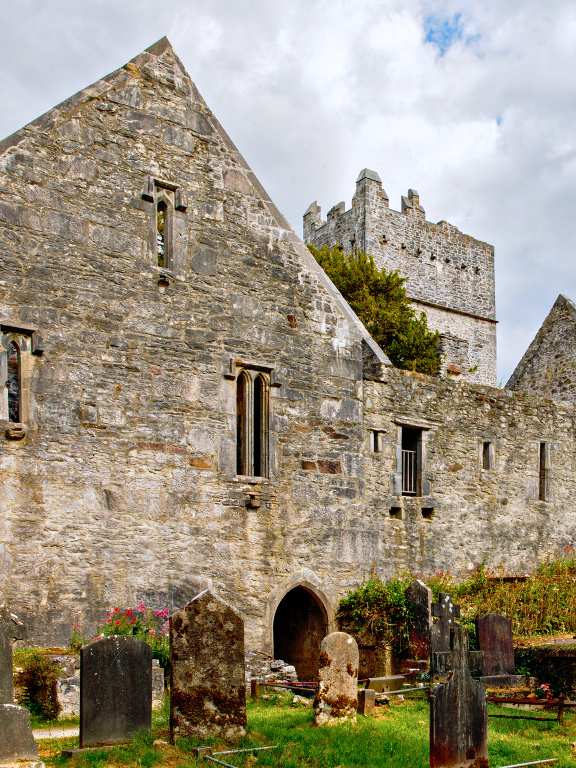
<box><xmin>169</xmin><ymin>590</ymin><xmax>246</xmax><ymax>741</ymax></box>
<box><xmin>80</xmin><ymin>636</ymin><xmax>152</xmax><ymax>747</ymax></box>
<box><xmin>0</xmin><ymin>704</ymin><xmax>39</xmax><ymax>761</ymax></box>
<box><xmin>406</xmin><ymin>580</ymin><xmax>432</xmax><ymax>659</ymax></box>
<box><xmin>357</xmin><ymin>688</ymin><xmax>376</xmax><ymax>716</ymax></box>
<box><xmin>313</xmin><ymin>631</ymin><xmax>358</xmax><ymax>726</ymax></box>
<box><xmin>476</xmin><ymin>613</ymin><xmax>514</xmax><ymax>676</ymax></box>
<box><xmin>0</xmin><ymin>608</ymin><xmax>38</xmax><ymax>762</ymax></box>
<box><xmin>431</xmin><ymin>593</ymin><xmax>460</xmax><ymax>674</ymax></box>
<box><xmin>0</xmin><ymin>607</ymin><xmax>25</xmax><ymax>705</ymax></box>
<box><xmin>430</xmin><ymin>625</ymin><xmax>488</xmax><ymax>768</ymax></box>
<box><xmin>152</xmin><ymin>659</ymin><xmax>165</xmax><ymax>708</ymax></box>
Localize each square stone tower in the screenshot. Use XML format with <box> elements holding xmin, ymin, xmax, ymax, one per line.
<box><xmin>304</xmin><ymin>169</ymin><xmax>497</xmax><ymax>385</ymax></box>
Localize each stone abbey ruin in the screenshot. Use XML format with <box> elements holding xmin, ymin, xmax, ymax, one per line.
<box><xmin>0</xmin><ymin>38</ymin><xmax>575</xmax><ymax>681</ymax></box>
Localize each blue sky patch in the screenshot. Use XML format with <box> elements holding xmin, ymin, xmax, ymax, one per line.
<box><xmin>424</xmin><ymin>13</ymin><xmax>472</xmax><ymax>55</ymax></box>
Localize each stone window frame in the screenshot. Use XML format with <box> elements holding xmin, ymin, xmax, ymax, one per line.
<box><xmin>0</xmin><ymin>322</ymin><xmax>43</xmax><ymax>438</ymax></box>
<box><xmin>142</xmin><ymin>175</ymin><xmax>187</xmax><ymax>280</ymax></box>
<box><xmin>538</xmin><ymin>441</ymin><xmax>551</xmax><ymax>502</ymax></box>
<box><xmin>480</xmin><ymin>440</ymin><xmax>496</xmax><ymax>471</ymax></box>
<box><xmin>225</xmin><ymin>358</ymin><xmax>280</xmax><ymax>481</ymax></box>
<box><xmin>369</xmin><ymin>429</ymin><xmax>385</xmax><ymax>454</ymax></box>
<box><xmin>391</xmin><ymin>417</ymin><xmax>436</xmax><ymax>498</ymax></box>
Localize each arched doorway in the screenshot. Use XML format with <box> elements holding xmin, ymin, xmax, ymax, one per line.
<box><xmin>273</xmin><ymin>586</ymin><xmax>328</xmax><ymax>680</ymax></box>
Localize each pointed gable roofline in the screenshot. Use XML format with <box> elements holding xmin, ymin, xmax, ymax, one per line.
<box><xmin>0</xmin><ymin>37</ymin><xmax>390</xmax><ymax>369</ymax></box>
<box><xmin>506</xmin><ymin>293</ymin><xmax>576</xmax><ymax>390</ymax></box>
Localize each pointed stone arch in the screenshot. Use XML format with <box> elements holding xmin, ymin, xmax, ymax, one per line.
<box><xmin>266</xmin><ymin>575</ymin><xmax>335</xmax><ymax>680</ymax></box>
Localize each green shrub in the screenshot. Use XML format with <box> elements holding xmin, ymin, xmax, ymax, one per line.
<box><xmin>309</xmin><ymin>244</ymin><xmax>441</xmax><ymax>375</ymax></box>
<box><xmin>337</xmin><ymin>577</ymin><xmax>413</xmax><ymax>655</ymax></box>
<box><xmin>14</xmin><ymin>650</ymin><xmax>61</xmax><ymax>721</ymax></box>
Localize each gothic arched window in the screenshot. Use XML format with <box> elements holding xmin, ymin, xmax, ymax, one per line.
<box><xmin>236</xmin><ymin>369</ymin><xmax>270</xmax><ymax>478</ymax></box>
<box><xmin>7</xmin><ymin>341</ymin><xmax>21</xmax><ymax>423</ymax></box>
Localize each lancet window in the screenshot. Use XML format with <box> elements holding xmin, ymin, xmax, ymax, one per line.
<box><xmin>236</xmin><ymin>368</ymin><xmax>270</xmax><ymax>478</ymax></box>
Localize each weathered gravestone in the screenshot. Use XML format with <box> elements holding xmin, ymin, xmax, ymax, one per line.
<box><xmin>430</xmin><ymin>624</ymin><xmax>488</xmax><ymax>768</ymax></box>
<box><xmin>0</xmin><ymin>607</ymin><xmax>38</xmax><ymax>762</ymax></box>
<box><xmin>80</xmin><ymin>636</ymin><xmax>152</xmax><ymax>747</ymax></box>
<box><xmin>406</xmin><ymin>580</ymin><xmax>432</xmax><ymax>659</ymax></box>
<box><xmin>314</xmin><ymin>631</ymin><xmax>358</xmax><ymax>726</ymax></box>
<box><xmin>431</xmin><ymin>593</ymin><xmax>460</xmax><ymax>674</ymax></box>
<box><xmin>170</xmin><ymin>590</ymin><xmax>246</xmax><ymax>741</ymax></box>
<box><xmin>357</xmin><ymin>688</ymin><xmax>376</xmax><ymax>716</ymax></box>
<box><xmin>476</xmin><ymin>613</ymin><xmax>514</xmax><ymax>676</ymax></box>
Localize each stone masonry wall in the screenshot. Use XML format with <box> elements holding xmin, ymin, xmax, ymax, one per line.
<box><xmin>507</xmin><ymin>294</ymin><xmax>576</xmax><ymax>404</ymax></box>
<box><xmin>304</xmin><ymin>171</ymin><xmax>497</xmax><ymax>385</ymax></box>
<box><xmin>0</xmin><ymin>39</ymin><xmax>574</xmax><ymax>661</ymax></box>
<box><xmin>0</xmin><ymin>39</ymin><xmax>382</xmax><ymax>650</ymax></box>
<box><xmin>363</xmin><ymin>367</ymin><xmax>576</xmax><ymax>576</ymax></box>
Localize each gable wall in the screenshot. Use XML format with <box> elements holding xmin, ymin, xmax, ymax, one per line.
<box><xmin>507</xmin><ymin>295</ymin><xmax>576</xmax><ymax>404</ymax></box>
<box><xmin>0</xmin><ymin>44</ymin><xmax>375</xmax><ymax>647</ymax></box>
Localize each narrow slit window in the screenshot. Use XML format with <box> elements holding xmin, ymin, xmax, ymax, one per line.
<box><xmin>156</xmin><ymin>200</ymin><xmax>167</xmax><ymax>268</ymax></box>
<box><xmin>371</xmin><ymin>430</ymin><xmax>382</xmax><ymax>453</ymax></box>
<box><xmin>7</xmin><ymin>341</ymin><xmax>21</xmax><ymax>423</ymax></box>
<box><xmin>482</xmin><ymin>441</ymin><xmax>493</xmax><ymax>470</ymax></box>
<box><xmin>538</xmin><ymin>442</ymin><xmax>549</xmax><ymax>501</ymax></box>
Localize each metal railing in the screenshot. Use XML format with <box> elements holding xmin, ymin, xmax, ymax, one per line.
<box><xmin>402</xmin><ymin>449</ymin><xmax>417</xmax><ymax>495</ymax></box>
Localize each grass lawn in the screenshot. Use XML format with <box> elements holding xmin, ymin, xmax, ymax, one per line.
<box><xmin>38</xmin><ymin>693</ymin><xmax>576</xmax><ymax>767</ymax></box>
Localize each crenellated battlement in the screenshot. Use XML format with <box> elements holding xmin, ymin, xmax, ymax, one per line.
<box><xmin>304</xmin><ymin>169</ymin><xmax>497</xmax><ymax>385</ymax></box>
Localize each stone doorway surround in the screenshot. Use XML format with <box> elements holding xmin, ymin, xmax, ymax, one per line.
<box><xmin>266</xmin><ymin>573</ymin><xmax>335</xmax><ymax>680</ymax></box>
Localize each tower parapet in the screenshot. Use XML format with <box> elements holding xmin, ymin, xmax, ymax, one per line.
<box><xmin>304</xmin><ymin>170</ymin><xmax>497</xmax><ymax>385</ymax></box>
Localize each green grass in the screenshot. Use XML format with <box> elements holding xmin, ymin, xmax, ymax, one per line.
<box><xmin>40</xmin><ymin>694</ymin><xmax>576</xmax><ymax>767</ymax></box>
<box><xmin>32</xmin><ymin>713</ymin><xmax>80</xmax><ymax>729</ymax></box>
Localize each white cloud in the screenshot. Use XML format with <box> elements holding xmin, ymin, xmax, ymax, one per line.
<box><xmin>2</xmin><ymin>0</ymin><xmax>576</xmax><ymax>380</ymax></box>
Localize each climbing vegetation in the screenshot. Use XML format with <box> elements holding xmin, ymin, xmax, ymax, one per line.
<box><xmin>308</xmin><ymin>244</ymin><xmax>441</xmax><ymax>375</ymax></box>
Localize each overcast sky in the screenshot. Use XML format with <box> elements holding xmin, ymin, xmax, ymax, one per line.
<box><xmin>2</xmin><ymin>0</ymin><xmax>575</xmax><ymax>382</ymax></box>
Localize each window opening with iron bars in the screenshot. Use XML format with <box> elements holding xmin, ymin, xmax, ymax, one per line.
<box><xmin>401</xmin><ymin>426</ymin><xmax>423</xmax><ymax>496</ymax></box>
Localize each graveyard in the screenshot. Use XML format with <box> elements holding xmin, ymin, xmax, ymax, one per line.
<box><xmin>2</xmin><ymin>563</ymin><xmax>576</xmax><ymax>768</ymax></box>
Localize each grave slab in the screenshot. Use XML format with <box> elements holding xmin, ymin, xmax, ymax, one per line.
<box><xmin>357</xmin><ymin>688</ymin><xmax>376</xmax><ymax>716</ymax></box>
<box><xmin>0</xmin><ymin>703</ymin><xmax>38</xmax><ymax>761</ymax></box>
<box><xmin>314</xmin><ymin>631</ymin><xmax>358</xmax><ymax>726</ymax></box>
<box><xmin>169</xmin><ymin>590</ymin><xmax>246</xmax><ymax>741</ymax></box>
<box><xmin>476</xmin><ymin>613</ymin><xmax>514</xmax><ymax>676</ymax></box>
<box><xmin>80</xmin><ymin>636</ymin><xmax>152</xmax><ymax>747</ymax></box>
<box><xmin>430</xmin><ymin>625</ymin><xmax>488</xmax><ymax>768</ymax></box>
<box><xmin>0</xmin><ymin>607</ymin><xmax>25</xmax><ymax>705</ymax></box>
<box><xmin>406</xmin><ymin>580</ymin><xmax>432</xmax><ymax>659</ymax></box>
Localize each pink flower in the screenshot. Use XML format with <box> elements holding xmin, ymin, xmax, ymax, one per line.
<box><xmin>135</xmin><ymin>602</ymin><xmax>146</xmax><ymax>613</ymax></box>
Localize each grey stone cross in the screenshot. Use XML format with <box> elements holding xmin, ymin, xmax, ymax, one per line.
<box><xmin>431</xmin><ymin>593</ymin><xmax>460</xmax><ymax>653</ymax></box>
<box><xmin>0</xmin><ymin>606</ymin><xmax>25</xmax><ymax>704</ymax></box>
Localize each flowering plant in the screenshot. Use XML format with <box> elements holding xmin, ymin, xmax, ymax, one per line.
<box><xmin>535</xmin><ymin>682</ymin><xmax>554</xmax><ymax>701</ymax></box>
<box><xmin>97</xmin><ymin>602</ymin><xmax>170</xmax><ymax>668</ymax></box>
